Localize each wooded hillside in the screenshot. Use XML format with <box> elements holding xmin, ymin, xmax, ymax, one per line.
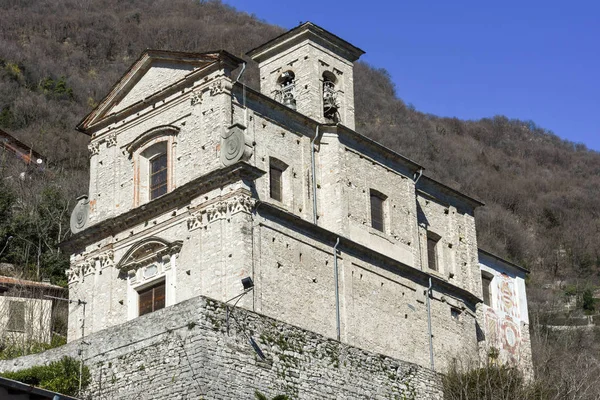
<box><xmin>1</xmin><ymin>1</ymin><xmax>599</xmax><ymax>397</ymax></box>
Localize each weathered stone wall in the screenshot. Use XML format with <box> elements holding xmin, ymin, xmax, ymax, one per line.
<box><xmin>416</xmin><ymin>190</ymin><xmax>480</xmax><ymax>296</ymax></box>
<box><xmin>254</xmin><ymin>210</ymin><xmax>480</xmax><ymax>372</ymax></box>
<box><xmin>68</xmin><ymin>183</ymin><xmax>256</xmax><ymax>341</ymax></box>
<box><xmin>340</xmin><ymin>143</ymin><xmax>418</xmax><ymax>267</ymax></box>
<box><xmin>0</xmin><ymin>295</ymin><xmax>444</xmax><ymax>400</ymax></box>
<box><xmin>86</xmin><ymin>69</ymin><xmax>231</xmax><ymax>225</ymax></box>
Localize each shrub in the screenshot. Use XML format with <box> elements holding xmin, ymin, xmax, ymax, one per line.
<box><xmin>0</xmin><ymin>334</ymin><xmax>67</xmax><ymax>360</ymax></box>
<box><xmin>0</xmin><ymin>356</ymin><xmax>90</xmax><ymax>396</ymax></box>
<box><xmin>564</xmin><ymin>284</ymin><xmax>577</xmax><ymax>297</ymax></box>
<box><xmin>443</xmin><ymin>363</ymin><xmax>547</xmax><ymax>400</ymax></box>
<box><xmin>582</xmin><ymin>288</ymin><xmax>595</xmax><ymax>313</ymax></box>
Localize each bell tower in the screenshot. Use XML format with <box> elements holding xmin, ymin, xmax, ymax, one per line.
<box><xmin>247</xmin><ymin>22</ymin><xmax>364</xmax><ymax>130</ymax></box>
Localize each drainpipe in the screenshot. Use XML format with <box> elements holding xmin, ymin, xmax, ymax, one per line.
<box><xmin>234</xmin><ymin>62</ymin><xmax>246</xmax><ymax>83</ymax></box>
<box><xmin>234</xmin><ymin>62</ymin><xmax>247</xmax><ymax>128</ymax></box>
<box><xmin>426</xmin><ymin>277</ymin><xmax>435</xmax><ymax>371</ymax></box>
<box><xmin>413</xmin><ymin>168</ymin><xmax>424</xmax><ymax>270</ymax></box>
<box><xmin>251</xmin><ymin>201</ymin><xmax>265</xmax><ymax>313</ymax></box>
<box><xmin>78</xmin><ymin>300</ymin><xmax>87</xmax><ymax>393</ymax></box>
<box><xmin>333</xmin><ymin>237</ymin><xmax>341</xmax><ymax>341</ymax></box>
<box><xmin>413</xmin><ymin>168</ymin><xmax>423</xmax><ymax>185</ymax></box>
<box><xmin>311</xmin><ymin>125</ymin><xmax>321</xmax><ymax>224</ymax></box>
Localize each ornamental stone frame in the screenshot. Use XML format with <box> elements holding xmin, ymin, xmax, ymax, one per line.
<box><xmin>128</xmin><ymin>126</ymin><xmax>179</xmax><ymax>207</ymax></box>
<box><xmin>116</xmin><ymin>237</ymin><xmax>183</xmax><ymax>320</ymax></box>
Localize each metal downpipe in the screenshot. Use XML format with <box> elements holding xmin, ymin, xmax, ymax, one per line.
<box><xmin>234</xmin><ymin>62</ymin><xmax>247</xmax><ymax>127</ymax></box>
<box><xmin>333</xmin><ymin>237</ymin><xmax>341</xmax><ymax>341</ymax></box>
<box><xmin>413</xmin><ymin>168</ymin><xmax>424</xmax><ymax>270</ymax></box>
<box><xmin>311</xmin><ymin>125</ymin><xmax>320</xmax><ymax>224</ymax></box>
<box><xmin>427</xmin><ymin>277</ymin><xmax>435</xmax><ymax>371</ymax></box>
<box><xmin>234</xmin><ymin>62</ymin><xmax>246</xmax><ymax>83</ymax></box>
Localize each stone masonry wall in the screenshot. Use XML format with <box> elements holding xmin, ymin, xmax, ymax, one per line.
<box><xmin>255</xmin><ymin>213</ymin><xmax>480</xmax><ymax>372</ymax></box>
<box><xmin>0</xmin><ymin>295</ymin><xmax>444</xmax><ymax>400</ymax></box>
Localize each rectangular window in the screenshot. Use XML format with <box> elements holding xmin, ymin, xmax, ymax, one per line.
<box><xmin>482</xmin><ymin>274</ymin><xmax>493</xmax><ymax>306</ymax></box>
<box><xmin>270</xmin><ymin>165</ymin><xmax>283</xmax><ymax>202</ymax></box>
<box><xmin>7</xmin><ymin>301</ymin><xmax>25</xmax><ymax>332</ymax></box>
<box><xmin>150</xmin><ymin>153</ymin><xmax>168</xmax><ymax>200</ymax></box>
<box><xmin>370</xmin><ymin>191</ymin><xmax>385</xmax><ymax>232</ymax></box>
<box><xmin>138</xmin><ymin>281</ymin><xmax>166</xmax><ymax>316</ymax></box>
<box><xmin>427</xmin><ymin>235</ymin><xmax>439</xmax><ymax>271</ymax></box>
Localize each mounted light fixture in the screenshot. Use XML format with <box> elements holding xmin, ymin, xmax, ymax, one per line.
<box><xmin>241</xmin><ymin>277</ymin><xmax>254</xmax><ymax>290</ymax></box>
<box><xmin>224</xmin><ymin>276</ymin><xmax>266</xmax><ymax>360</ymax></box>
<box><xmin>226</xmin><ymin>276</ymin><xmax>255</xmax><ymax>335</ymax></box>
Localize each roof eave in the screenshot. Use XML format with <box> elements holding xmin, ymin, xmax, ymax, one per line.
<box><xmin>77</xmin><ymin>50</ymin><xmax>243</xmax><ymax>135</ymax></box>
<box><xmin>247</xmin><ymin>22</ymin><xmax>365</xmax><ymax>63</ymax></box>
<box><xmin>478</xmin><ymin>248</ymin><xmax>530</xmax><ymax>274</ymax></box>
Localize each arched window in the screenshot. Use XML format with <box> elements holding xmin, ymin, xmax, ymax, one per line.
<box><xmin>277</xmin><ymin>70</ymin><xmax>296</xmax><ymax>110</ymax></box>
<box><xmin>146</xmin><ymin>142</ymin><xmax>168</xmax><ymax>200</ymax></box>
<box><xmin>322</xmin><ymin>71</ymin><xmax>338</xmax><ymax>120</ymax></box>
<box><xmin>127</xmin><ymin>126</ymin><xmax>179</xmax><ymax>206</ymax></box>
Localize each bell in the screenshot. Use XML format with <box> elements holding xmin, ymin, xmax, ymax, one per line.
<box><xmin>283</xmin><ymin>95</ymin><xmax>297</xmax><ymax>110</ymax></box>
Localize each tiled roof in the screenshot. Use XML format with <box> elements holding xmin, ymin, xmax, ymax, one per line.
<box><xmin>0</xmin><ymin>275</ymin><xmax>64</xmax><ymax>290</ymax></box>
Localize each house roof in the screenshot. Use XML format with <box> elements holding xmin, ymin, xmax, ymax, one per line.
<box><xmin>417</xmin><ymin>175</ymin><xmax>485</xmax><ymax>209</ymax></box>
<box><xmin>247</xmin><ymin>21</ymin><xmax>365</xmax><ymax>63</ymax></box>
<box><xmin>478</xmin><ymin>248</ymin><xmax>530</xmax><ymax>274</ymax></box>
<box><xmin>0</xmin><ymin>276</ymin><xmax>64</xmax><ymax>291</ymax></box>
<box><xmin>0</xmin><ymin>376</ymin><xmax>79</xmax><ymax>400</ymax></box>
<box><xmin>0</xmin><ymin>129</ymin><xmax>45</xmax><ymax>167</ymax></box>
<box><xmin>76</xmin><ymin>49</ymin><xmax>244</xmax><ymax>134</ymax></box>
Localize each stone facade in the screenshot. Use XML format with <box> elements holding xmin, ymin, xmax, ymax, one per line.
<box><xmin>58</xmin><ymin>21</ymin><xmax>533</xmax><ymax>383</ymax></box>
<box><xmin>0</xmin><ymin>295</ymin><xmax>444</xmax><ymax>400</ymax></box>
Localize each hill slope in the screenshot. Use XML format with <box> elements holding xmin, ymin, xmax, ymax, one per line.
<box><xmin>2</xmin><ymin>0</ymin><xmax>598</xmax><ymax>281</ymax></box>
<box><xmin>1</xmin><ymin>1</ymin><xmax>599</xmax><ymax>396</ymax></box>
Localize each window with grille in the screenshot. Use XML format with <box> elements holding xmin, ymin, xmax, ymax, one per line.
<box><xmin>149</xmin><ymin>153</ymin><xmax>168</xmax><ymax>200</ymax></box>
<box><xmin>7</xmin><ymin>301</ymin><xmax>25</xmax><ymax>332</ymax></box>
<box><xmin>138</xmin><ymin>281</ymin><xmax>166</xmax><ymax>316</ymax></box>
<box><xmin>482</xmin><ymin>274</ymin><xmax>493</xmax><ymax>306</ymax></box>
<box><xmin>370</xmin><ymin>191</ymin><xmax>385</xmax><ymax>232</ymax></box>
<box><xmin>427</xmin><ymin>234</ymin><xmax>439</xmax><ymax>271</ymax></box>
<box><xmin>270</xmin><ymin>164</ymin><xmax>283</xmax><ymax>202</ymax></box>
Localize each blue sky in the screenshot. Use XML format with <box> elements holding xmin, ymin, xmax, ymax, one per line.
<box><xmin>223</xmin><ymin>0</ymin><xmax>600</xmax><ymax>151</ymax></box>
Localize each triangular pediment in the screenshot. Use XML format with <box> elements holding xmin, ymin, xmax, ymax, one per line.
<box><xmin>77</xmin><ymin>50</ymin><xmax>242</xmax><ymax>133</ymax></box>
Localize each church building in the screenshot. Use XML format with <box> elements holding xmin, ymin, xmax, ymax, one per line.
<box><xmin>63</xmin><ymin>22</ymin><xmax>532</xmax><ymax>374</ymax></box>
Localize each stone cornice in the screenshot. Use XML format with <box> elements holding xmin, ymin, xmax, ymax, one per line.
<box><xmin>256</xmin><ymin>202</ymin><xmax>482</xmax><ymax>307</ymax></box>
<box><xmin>60</xmin><ymin>162</ymin><xmax>265</xmax><ymax>254</ymax></box>
<box><xmin>67</xmin><ymin>249</ymin><xmax>114</xmax><ymax>285</ymax></box>
<box><xmin>187</xmin><ymin>192</ymin><xmax>256</xmax><ymax>232</ymax></box>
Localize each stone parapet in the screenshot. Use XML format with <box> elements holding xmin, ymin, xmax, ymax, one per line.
<box><xmin>0</xmin><ymin>294</ymin><xmax>443</xmax><ymax>400</ymax></box>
